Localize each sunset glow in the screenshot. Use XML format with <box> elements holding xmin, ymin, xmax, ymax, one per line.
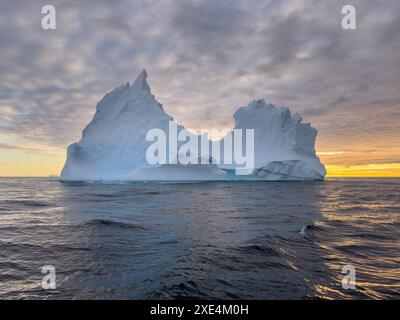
<box><xmin>1</xmin><ymin>1</ymin><xmax>400</xmax><ymax>178</ymax></box>
<box><xmin>1</xmin><ymin>149</ymin><xmax>400</xmax><ymax>177</ymax></box>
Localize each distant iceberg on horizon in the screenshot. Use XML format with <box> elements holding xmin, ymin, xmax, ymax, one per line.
<box><xmin>60</xmin><ymin>70</ymin><xmax>326</xmax><ymax>181</ymax></box>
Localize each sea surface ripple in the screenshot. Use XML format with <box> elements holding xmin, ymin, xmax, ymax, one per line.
<box><xmin>0</xmin><ymin>177</ymin><xmax>399</xmax><ymax>299</ymax></box>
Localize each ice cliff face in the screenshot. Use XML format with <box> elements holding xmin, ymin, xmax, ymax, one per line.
<box><xmin>60</xmin><ymin>70</ymin><xmax>326</xmax><ymax>181</ymax></box>
<box><xmin>61</xmin><ymin>70</ymin><xmax>180</xmax><ymax>180</ymax></box>
<box><xmin>222</xmin><ymin>99</ymin><xmax>326</xmax><ymax>180</ymax></box>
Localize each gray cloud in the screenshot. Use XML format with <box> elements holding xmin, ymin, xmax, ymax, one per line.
<box><xmin>0</xmin><ymin>0</ymin><xmax>400</xmax><ymax>165</ymax></box>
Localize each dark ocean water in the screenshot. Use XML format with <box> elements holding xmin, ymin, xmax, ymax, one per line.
<box><xmin>0</xmin><ymin>177</ymin><xmax>399</xmax><ymax>300</ymax></box>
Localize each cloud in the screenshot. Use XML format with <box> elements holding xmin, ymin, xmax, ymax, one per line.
<box><xmin>0</xmin><ymin>141</ymin><xmax>63</xmax><ymax>157</ymax></box>
<box><xmin>0</xmin><ymin>0</ymin><xmax>399</xmax><ymax>166</ymax></box>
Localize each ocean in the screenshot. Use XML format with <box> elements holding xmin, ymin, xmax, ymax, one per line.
<box><xmin>0</xmin><ymin>177</ymin><xmax>399</xmax><ymax>299</ymax></box>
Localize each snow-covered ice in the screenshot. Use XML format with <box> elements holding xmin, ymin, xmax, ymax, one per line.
<box><xmin>219</xmin><ymin>99</ymin><xmax>326</xmax><ymax>180</ymax></box>
<box><xmin>60</xmin><ymin>70</ymin><xmax>326</xmax><ymax>181</ymax></box>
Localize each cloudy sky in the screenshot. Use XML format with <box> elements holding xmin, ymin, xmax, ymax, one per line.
<box><xmin>1</xmin><ymin>0</ymin><xmax>400</xmax><ymax>176</ymax></box>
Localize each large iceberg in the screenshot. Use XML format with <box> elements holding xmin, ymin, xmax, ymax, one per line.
<box><xmin>60</xmin><ymin>70</ymin><xmax>325</xmax><ymax>181</ymax></box>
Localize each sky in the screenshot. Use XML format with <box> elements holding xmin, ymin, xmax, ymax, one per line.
<box><xmin>0</xmin><ymin>0</ymin><xmax>400</xmax><ymax>177</ymax></box>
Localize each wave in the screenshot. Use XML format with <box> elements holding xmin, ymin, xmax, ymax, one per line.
<box><xmin>4</xmin><ymin>199</ymin><xmax>51</xmax><ymax>207</ymax></box>
<box><xmin>300</xmin><ymin>222</ymin><xmax>323</xmax><ymax>237</ymax></box>
<box><xmin>79</xmin><ymin>219</ymin><xmax>147</xmax><ymax>231</ymax></box>
<box><xmin>233</xmin><ymin>244</ymin><xmax>282</xmax><ymax>257</ymax></box>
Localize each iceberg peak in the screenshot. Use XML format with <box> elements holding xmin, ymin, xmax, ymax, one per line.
<box><xmin>131</xmin><ymin>69</ymin><xmax>151</xmax><ymax>93</ymax></box>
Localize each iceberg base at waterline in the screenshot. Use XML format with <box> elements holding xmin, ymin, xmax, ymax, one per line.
<box><xmin>127</xmin><ymin>164</ymin><xmax>228</xmax><ymax>181</ymax></box>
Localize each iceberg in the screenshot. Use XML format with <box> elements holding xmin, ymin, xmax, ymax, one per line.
<box><xmin>219</xmin><ymin>99</ymin><xmax>326</xmax><ymax>180</ymax></box>
<box><xmin>60</xmin><ymin>70</ymin><xmax>325</xmax><ymax>181</ymax></box>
